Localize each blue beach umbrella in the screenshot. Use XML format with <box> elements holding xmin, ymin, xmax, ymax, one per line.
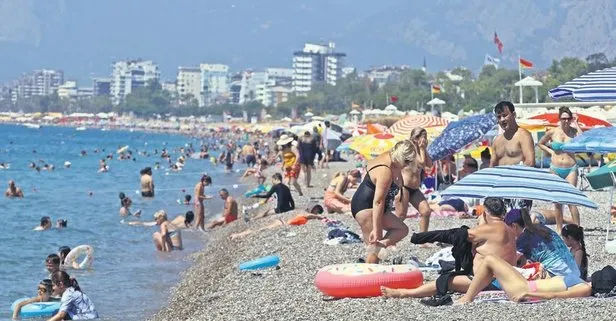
<box><xmin>427</xmin><ymin>113</ymin><xmax>497</xmax><ymax>161</ymax></box>
<box><xmin>562</xmin><ymin>127</ymin><xmax>616</xmax><ymax>153</ymax></box>
<box><xmin>440</xmin><ymin>165</ymin><xmax>598</xmax><ymax>209</ymax></box>
<box><xmin>549</xmin><ymin>67</ymin><xmax>616</xmax><ymax>101</ymax></box>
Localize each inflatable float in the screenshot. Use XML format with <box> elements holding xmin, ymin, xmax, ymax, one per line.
<box><xmin>11</xmin><ymin>298</ymin><xmax>60</xmax><ymax>319</ymax></box>
<box><xmin>64</xmin><ymin>245</ymin><xmax>94</xmax><ymax>270</ymax></box>
<box><xmin>314</xmin><ymin>263</ymin><xmax>423</xmax><ymax>298</ymax></box>
<box><xmin>239</xmin><ymin>255</ymin><xmax>280</xmax><ymax>271</ymax></box>
<box><xmin>116</xmin><ymin>145</ymin><xmax>129</xmax><ymax>154</ymax></box>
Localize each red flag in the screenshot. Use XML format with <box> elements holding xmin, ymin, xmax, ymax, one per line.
<box><xmin>390</xmin><ymin>96</ymin><xmax>398</xmax><ymax>103</ymax></box>
<box><xmin>519</xmin><ymin>57</ymin><xmax>533</xmax><ymax>69</ymax></box>
<box><xmin>493</xmin><ymin>32</ymin><xmax>503</xmax><ymax>54</ymax></box>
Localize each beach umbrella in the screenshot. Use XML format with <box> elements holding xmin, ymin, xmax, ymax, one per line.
<box><xmin>529</xmin><ymin>113</ymin><xmax>611</xmax><ymax>129</ymax></box>
<box><xmin>427</xmin><ymin>113</ymin><xmax>497</xmax><ymax>161</ymax></box>
<box><xmin>349</xmin><ymin>133</ymin><xmax>406</xmax><ymax>159</ymax></box>
<box><xmin>562</xmin><ymin>127</ymin><xmax>616</xmax><ymax>153</ymax></box>
<box><xmin>388</xmin><ymin>115</ymin><xmax>450</xmax><ymax>136</ymax></box>
<box><xmin>549</xmin><ymin>67</ymin><xmax>616</xmax><ymax>101</ymax></box>
<box><xmin>441</xmin><ymin>165</ymin><xmax>598</xmax><ymax>209</ymax></box>
<box><xmin>336</xmin><ymin>136</ymin><xmax>356</xmax><ymax>152</ymax></box>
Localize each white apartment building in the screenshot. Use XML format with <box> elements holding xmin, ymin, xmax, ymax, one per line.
<box><xmin>110</xmin><ymin>60</ymin><xmax>160</xmax><ymax>105</ymax></box>
<box><xmin>239</xmin><ymin>71</ymin><xmax>267</xmax><ymax>105</ymax></box>
<box><xmin>176</xmin><ymin>66</ymin><xmax>202</xmax><ymax>106</ymax></box>
<box><xmin>10</xmin><ymin>69</ymin><xmax>64</xmax><ymax>102</ymax></box>
<box><xmin>366</xmin><ymin>65</ymin><xmax>411</xmax><ymax>87</ymax></box>
<box><xmin>58</xmin><ymin>81</ymin><xmax>78</xmax><ymax>99</ymax></box>
<box><xmin>200</xmin><ymin>64</ymin><xmax>229</xmax><ymax>106</ymax></box>
<box><xmin>292</xmin><ymin>42</ymin><xmax>346</xmax><ymax>94</ymax></box>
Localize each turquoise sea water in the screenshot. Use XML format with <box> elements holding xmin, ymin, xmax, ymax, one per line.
<box><xmin>0</xmin><ymin>124</ymin><xmax>246</xmax><ymax>320</ymax></box>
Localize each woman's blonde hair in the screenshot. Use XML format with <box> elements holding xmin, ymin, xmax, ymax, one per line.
<box><xmin>409</xmin><ymin>127</ymin><xmax>427</xmax><ymax>140</ymax></box>
<box><xmin>154</xmin><ymin>210</ymin><xmax>168</xmax><ymax>221</ymax></box>
<box><xmin>390</xmin><ymin>140</ymin><xmax>417</xmax><ymax>168</ymax></box>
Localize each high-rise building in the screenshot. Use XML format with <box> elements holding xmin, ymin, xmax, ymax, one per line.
<box><xmin>200</xmin><ymin>64</ymin><xmax>229</xmax><ymax>106</ymax></box>
<box><xmin>110</xmin><ymin>60</ymin><xmax>160</xmax><ymax>105</ymax></box>
<box><xmin>292</xmin><ymin>42</ymin><xmax>346</xmax><ymax>94</ymax></box>
<box><xmin>176</xmin><ymin>66</ymin><xmax>202</xmax><ymax>106</ymax></box>
<box><xmin>92</xmin><ymin>78</ymin><xmax>111</xmax><ymax>96</ymax></box>
<box><xmin>9</xmin><ymin>69</ymin><xmax>64</xmax><ymax>102</ymax></box>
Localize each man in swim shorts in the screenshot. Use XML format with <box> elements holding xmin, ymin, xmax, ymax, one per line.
<box><xmin>490</xmin><ymin>101</ymin><xmax>535</xmax><ymax>210</ymax></box>
<box><xmin>140</xmin><ymin>167</ymin><xmax>155</xmax><ymax>197</ymax></box>
<box><xmin>207</xmin><ymin>188</ymin><xmax>239</xmax><ymax>229</ymax></box>
<box><xmin>5</xmin><ymin>180</ymin><xmax>24</xmax><ymax>198</ymax></box>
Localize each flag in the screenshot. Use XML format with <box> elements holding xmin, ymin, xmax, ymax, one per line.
<box><xmin>390</xmin><ymin>96</ymin><xmax>398</xmax><ymax>103</ymax></box>
<box><xmin>519</xmin><ymin>57</ymin><xmax>533</xmax><ymax>69</ymax></box>
<box><xmin>493</xmin><ymin>32</ymin><xmax>504</xmax><ymax>54</ymax></box>
<box><xmin>431</xmin><ymin>84</ymin><xmax>442</xmax><ymax>94</ymax></box>
<box><xmin>484</xmin><ymin>54</ymin><xmax>500</xmax><ymax>67</ymax></box>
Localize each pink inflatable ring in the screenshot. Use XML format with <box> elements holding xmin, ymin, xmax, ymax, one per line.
<box><xmin>314</xmin><ymin>263</ymin><xmax>423</xmax><ymax>298</ymax></box>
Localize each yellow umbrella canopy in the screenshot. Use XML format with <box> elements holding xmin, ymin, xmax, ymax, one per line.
<box><xmin>349</xmin><ymin>133</ymin><xmax>407</xmax><ymax>159</ymax></box>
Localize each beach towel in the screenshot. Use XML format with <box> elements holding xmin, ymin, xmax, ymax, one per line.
<box><xmin>324</xmin><ymin>228</ymin><xmax>362</xmax><ymax>245</ymax></box>
<box><xmin>424</xmin><ymin>247</ymin><xmax>455</xmax><ymax>268</ymax></box>
<box><xmin>406</xmin><ymin>210</ymin><xmax>461</xmax><ymax>219</ymax></box>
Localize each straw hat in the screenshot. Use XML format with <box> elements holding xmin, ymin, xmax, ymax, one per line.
<box><xmin>276</xmin><ymin>134</ymin><xmax>294</xmax><ymax>145</ymax></box>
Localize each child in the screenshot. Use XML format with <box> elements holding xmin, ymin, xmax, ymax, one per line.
<box><xmin>562</xmin><ymin>224</ymin><xmax>589</xmax><ymax>280</ymax></box>
<box><xmin>12</xmin><ymin>279</ymin><xmax>54</xmax><ymax>320</ymax></box>
<box><xmin>48</xmin><ymin>271</ymin><xmax>98</xmax><ymax>320</ymax></box>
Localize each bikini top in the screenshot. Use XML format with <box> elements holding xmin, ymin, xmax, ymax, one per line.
<box><xmin>551</xmin><ymin>141</ymin><xmax>565</xmax><ymax>152</ymax></box>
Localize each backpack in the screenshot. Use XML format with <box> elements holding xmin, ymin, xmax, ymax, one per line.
<box><xmin>591</xmin><ymin>265</ymin><xmax>616</xmax><ymax>296</ymax></box>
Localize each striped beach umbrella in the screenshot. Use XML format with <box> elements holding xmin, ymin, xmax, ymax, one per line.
<box><xmin>388</xmin><ymin>115</ymin><xmax>449</xmax><ymax>136</ymax></box>
<box><xmin>441</xmin><ymin>165</ymin><xmax>598</xmax><ymax>209</ymax></box>
<box><xmin>562</xmin><ymin>127</ymin><xmax>616</xmax><ymax>153</ymax></box>
<box><xmin>549</xmin><ymin>67</ymin><xmax>616</xmax><ymax>101</ymax></box>
<box><xmin>348</xmin><ymin>133</ymin><xmax>406</xmax><ymax>159</ymax></box>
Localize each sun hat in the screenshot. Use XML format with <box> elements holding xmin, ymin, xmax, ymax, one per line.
<box><xmin>276</xmin><ymin>134</ymin><xmax>294</xmax><ymax>145</ymax></box>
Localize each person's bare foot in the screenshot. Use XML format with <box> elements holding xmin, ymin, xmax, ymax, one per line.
<box><xmin>366</xmin><ymin>252</ymin><xmax>379</xmax><ymax>263</ymax></box>
<box><xmin>419</xmin><ymin>243</ymin><xmax>435</xmax><ymax>248</ymax></box>
<box><xmin>380</xmin><ymin>286</ymin><xmax>409</xmax><ymax>298</ymax></box>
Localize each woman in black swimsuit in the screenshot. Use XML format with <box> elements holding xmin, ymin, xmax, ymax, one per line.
<box><xmin>400</xmin><ymin>127</ymin><xmax>434</xmax><ymax>232</ymax></box>
<box><xmin>350</xmin><ymin>140</ymin><xmax>417</xmax><ymax>263</ymax></box>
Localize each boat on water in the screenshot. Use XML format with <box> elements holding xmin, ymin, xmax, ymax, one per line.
<box><xmin>22</xmin><ymin>123</ymin><xmax>41</xmax><ymax>129</ymax></box>
<box><xmin>76</xmin><ymin>127</ymin><xmax>87</xmax><ymax>131</ymax></box>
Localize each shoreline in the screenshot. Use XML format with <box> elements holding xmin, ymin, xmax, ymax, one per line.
<box><xmin>150</xmin><ymin>161</ymin><xmax>616</xmax><ymax>321</ymax></box>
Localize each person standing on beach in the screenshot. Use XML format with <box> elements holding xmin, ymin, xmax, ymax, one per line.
<box><xmin>319</xmin><ymin>121</ymin><xmax>331</xmax><ymax>169</ymax></box>
<box><xmin>5</xmin><ymin>180</ymin><xmax>24</xmax><ymax>198</ymax></box>
<box><xmin>311</xmin><ymin>126</ymin><xmax>323</xmax><ymax>167</ymax></box>
<box><xmin>298</xmin><ymin>131</ymin><xmax>316</xmax><ymax>188</ymax></box>
<box><xmin>194</xmin><ymin>174</ymin><xmax>212</xmax><ymax>231</ymax></box>
<box><xmin>350</xmin><ymin>140</ymin><xmax>415</xmax><ymax>263</ymax></box>
<box><xmin>490</xmin><ymin>101</ymin><xmax>535</xmax><ymax>210</ymax></box>
<box><xmin>399</xmin><ymin>128</ymin><xmax>434</xmax><ymax>233</ymax></box>
<box><xmin>537</xmin><ymin>107</ymin><xmax>582</xmax><ymax>234</ymax></box>
<box><xmin>140</xmin><ymin>167</ymin><xmax>155</xmax><ymax>197</ymax></box>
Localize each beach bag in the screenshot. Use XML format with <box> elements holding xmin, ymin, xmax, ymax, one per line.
<box><xmin>591</xmin><ymin>265</ymin><xmax>616</xmax><ymax>296</ymax></box>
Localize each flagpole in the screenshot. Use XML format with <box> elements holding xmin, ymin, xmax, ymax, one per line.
<box><xmin>518</xmin><ymin>53</ymin><xmax>523</xmax><ymax>104</ymax></box>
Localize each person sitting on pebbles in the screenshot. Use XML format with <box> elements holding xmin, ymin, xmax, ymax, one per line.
<box><xmin>152</xmin><ymin>210</ymin><xmax>183</xmax><ymax>251</ymax></box>
<box><xmin>5</xmin><ymin>180</ymin><xmax>24</xmax><ymax>198</ymax></box>
<box><xmin>230</xmin><ymin>204</ymin><xmax>325</xmax><ymax>240</ymax></box>
<box><xmin>207</xmin><ymin>188</ymin><xmax>239</xmax><ymax>229</ymax></box>
<box><xmin>323</xmin><ymin>169</ymin><xmax>361</xmax><ymax>214</ymax></box>
<box><xmin>251</xmin><ymin>173</ymin><xmax>295</xmax><ymax>219</ymax></box>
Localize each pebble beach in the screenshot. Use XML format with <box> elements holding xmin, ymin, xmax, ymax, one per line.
<box><xmin>150</xmin><ymin>162</ymin><xmax>616</xmax><ymax>321</ymax></box>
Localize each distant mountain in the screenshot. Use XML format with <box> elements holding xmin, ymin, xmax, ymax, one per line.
<box><xmin>0</xmin><ymin>0</ymin><xmax>614</xmax><ymax>82</ymax></box>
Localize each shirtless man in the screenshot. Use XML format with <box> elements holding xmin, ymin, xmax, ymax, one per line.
<box><xmin>140</xmin><ymin>167</ymin><xmax>155</xmax><ymax>197</ymax></box>
<box><xmin>207</xmin><ymin>188</ymin><xmax>239</xmax><ymax>229</ymax></box>
<box><xmin>490</xmin><ymin>101</ymin><xmax>535</xmax><ymax>210</ymax></box>
<box><xmin>5</xmin><ymin>180</ymin><xmax>24</xmax><ymax>198</ymax></box>
<box><xmin>194</xmin><ymin>174</ymin><xmax>212</xmax><ymax>230</ymax></box>
<box><xmin>242</xmin><ymin>142</ymin><xmax>257</xmax><ymax>167</ymax></box>
<box><xmin>381</xmin><ymin>197</ymin><xmax>517</xmax><ymax>300</ymax></box>
<box><xmin>490</xmin><ymin>101</ymin><xmax>535</xmax><ymax>167</ymax></box>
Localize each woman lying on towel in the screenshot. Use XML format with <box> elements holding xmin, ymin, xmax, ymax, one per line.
<box><xmin>455</xmin><ymin>254</ymin><xmax>591</xmax><ymax>304</ymax></box>
<box><xmin>323</xmin><ymin>170</ymin><xmax>361</xmax><ymax>214</ymax></box>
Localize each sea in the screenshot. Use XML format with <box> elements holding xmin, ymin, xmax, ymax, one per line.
<box><xmin>0</xmin><ymin>124</ymin><xmax>247</xmax><ymax>320</ymax></box>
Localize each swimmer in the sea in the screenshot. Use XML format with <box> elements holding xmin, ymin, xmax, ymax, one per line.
<box><xmin>56</xmin><ymin>219</ymin><xmax>67</xmax><ymax>229</ymax></box>
<box><xmin>119</xmin><ymin>192</ymin><xmax>141</xmax><ymax>216</ymax></box>
<box><xmin>5</xmin><ymin>180</ymin><xmax>24</xmax><ymax>198</ymax></box>
<box><xmin>34</xmin><ymin>216</ymin><xmax>52</xmax><ymax>231</ymax></box>
<box><xmin>128</xmin><ymin>211</ymin><xmax>195</xmax><ymax>228</ymax></box>
<box><xmin>99</xmin><ymin>159</ymin><xmax>108</xmax><ymax>172</ymax></box>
